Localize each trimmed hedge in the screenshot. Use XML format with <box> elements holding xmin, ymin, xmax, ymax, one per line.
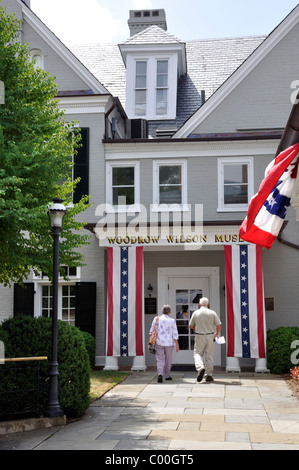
<box><xmin>80</xmin><ymin>330</ymin><xmax>96</xmax><ymax>369</ymax></box>
<box><xmin>0</xmin><ymin>316</ymin><xmax>92</xmax><ymax>418</ymax></box>
<box><xmin>267</xmin><ymin>327</ymin><xmax>299</xmax><ymax>374</ymax></box>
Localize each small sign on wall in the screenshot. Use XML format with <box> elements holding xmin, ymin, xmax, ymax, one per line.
<box><xmin>265</xmin><ymin>297</ymin><xmax>275</xmax><ymax>312</ymax></box>
<box><xmin>145</xmin><ymin>298</ymin><xmax>157</xmax><ymax>315</ymax></box>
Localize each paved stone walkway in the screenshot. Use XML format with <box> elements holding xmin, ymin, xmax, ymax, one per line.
<box><xmin>1</xmin><ymin>370</ymin><xmax>299</xmax><ymax>450</ymax></box>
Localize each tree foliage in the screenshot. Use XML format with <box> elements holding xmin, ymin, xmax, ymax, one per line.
<box><xmin>0</xmin><ymin>6</ymin><xmax>91</xmax><ymax>285</ymax></box>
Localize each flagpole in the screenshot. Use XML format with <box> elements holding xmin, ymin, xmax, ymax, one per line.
<box><xmin>276</xmin><ymin>91</ymin><xmax>299</xmax><ymax>156</ymax></box>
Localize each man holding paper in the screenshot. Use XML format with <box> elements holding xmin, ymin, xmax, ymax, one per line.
<box><xmin>189</xmin><ymin>297</ymin><xmax>222</xmax><ymax>383</ymax></box>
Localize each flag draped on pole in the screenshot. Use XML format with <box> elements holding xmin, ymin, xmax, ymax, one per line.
<box><xmin>224</xmin><ymin>244</ymin><xmax>266</xmax><ymax>359</ymax></box>
<box><xmin>106</xmin><ymin>246</ymin><xmax>144</xmax><ymax>357</ymax></box>
<box><xmin>239</xmin><ymin>142</ymin><xmax>299</xmax><ymax>249</ymax></box>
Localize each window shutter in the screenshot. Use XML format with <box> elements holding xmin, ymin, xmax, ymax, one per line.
<box><xmin>73</xmin><ymin>128</ymin><xmax>89</xmax><ymax>204</ymax></box>
<box><xmin>13</xmin><ymin>283</ymin><xmax>34</xmax><ymax>317</ymax></box>
<box><xmin>75</xmin><ymin>282</ymin><xmax>96</xmax><ymax>337</ymax></box>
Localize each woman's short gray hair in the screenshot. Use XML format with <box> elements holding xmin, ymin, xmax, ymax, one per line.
<box><xmin>162</xmin><ymin>305</ymin><xmax>171</xmax><ymax>315</ymax></box>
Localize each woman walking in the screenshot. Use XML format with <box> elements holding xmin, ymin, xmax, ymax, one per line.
<box><xmin>149</xmin><ymin>305</ymin><xmax>179</xmax><ymax>382</ymax></box>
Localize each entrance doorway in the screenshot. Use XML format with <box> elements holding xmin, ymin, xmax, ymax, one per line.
<box><xmin>169</xmin><ymin>277</ymin><xmax>209</xmax><ymax>363</ymax></box>
<box><xmin>157</xmin><ymin>267</ymin><xmax>221</xmax><ymax>366</ymax></box>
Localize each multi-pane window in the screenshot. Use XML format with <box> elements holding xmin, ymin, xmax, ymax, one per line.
<box><xmin>60</xmin><ymin>266</ymin><xmax>77</xmax><ymax>278</ymax></box>
<box><xmin>135</xmin><ymin>61</ymin><xmax>147</xmax><ymax>116</ymax></box>
<box><xmin>223</xmin><ymin>164</ymin><xmax>248</xmax><ymax>205</ymax></box>
<box><xmin>218</xmin><ymin>158</ymin><xmax>253</xmax><ymax>211</ymax></box>
<box><xmin>40</xmin><ymin>267</ymin><xmax>78</xmax><ymax>325</ymax></box>
<box><xmin>153</xmin><ymin>161</ymin><xmax>187</xmax><ymax>208</ymax></box>
<box><xmin>42</xmin><ymin>285</ymin><xmax>53</xmax><ymax>318</ymax></box>
<box><xmin>62</xmin><ymin>285</ymin><xmax>76</xmax><ymax>326</ymax></box>
<box><xmin>159</xmin><ymin>165</ymin><xmax>182</xmax><ymax>204</ymax></box>
<box><xmin>106</xmin><ymin>162</ymin><xmax>140</xmax><ymax>210</ymax></box>
<box><xmin>126</xmin><ymin>55</ymin><xmax>177</xmax><ymax>120</ymax></box>
<box><xmin>156</xmin><ymin>60</ymin><xmax>168</xmax><ymax>115</ymax></box>
<box><xmin>41</xmin><ymin>285</ymin><xmax>75</xmax><ymax>325</ymax></box>
<box><xmin>112</xmin><ymin>166</ymin><xmax>135</xmax><ymax>205</ymax></box>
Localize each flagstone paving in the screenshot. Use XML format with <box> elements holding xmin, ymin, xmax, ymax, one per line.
<box><xmin>1</xmin><ymin>370</ymin><xmax>299</xmax><ymax>450</ymax></box>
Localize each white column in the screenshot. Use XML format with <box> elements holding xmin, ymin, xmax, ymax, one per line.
<box><xmin>226</xmin><ymin>356</ymin><xmax>240</xmax><ymax>372</ymax></box>
<box><xmin>255</xmin><ymin>358</ymin><xmax>269</xmax><ymax>373</ymax></box>
<box><xmin>104</xmin><ymin>356</ymin><xmax>119</xmax><ymax>371</ymax></box>
<box><xmin>131</xmin><ymin>355</ymin><xmax>147</xmax><ymax>371</ymax></box>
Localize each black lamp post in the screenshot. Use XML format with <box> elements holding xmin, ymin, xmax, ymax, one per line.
<box><xmin>44</xmin><ymin>198</ymin><xmax>66</xmax><ymax>418</ymax></box>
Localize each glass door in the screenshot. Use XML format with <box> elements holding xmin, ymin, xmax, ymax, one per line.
<box><xmin>169</xmin><ymin>277</ymin><xmax>209</xmax><ymax>364</ymax></box>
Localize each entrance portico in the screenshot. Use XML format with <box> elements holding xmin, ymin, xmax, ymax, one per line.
<box><xmin>98</xmin><ymin>224</ymin><xmax>268</xmax><ymax>373</ymax></box>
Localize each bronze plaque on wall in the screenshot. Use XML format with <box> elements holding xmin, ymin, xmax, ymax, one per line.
<box><xmin>145</xmin><ymin>298</ymin><xmax>157</xmax><ymax>315</ymax></box>
<box><xmin>265</xmin><ymin>297</ymin><xmax>275</xmax><ymax>311</ymax></box>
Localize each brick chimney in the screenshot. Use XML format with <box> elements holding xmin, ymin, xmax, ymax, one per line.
<box><xmin>128</xmin><ymin>9</ymin><xmax>167</xmax><ymax>36</ymax></box>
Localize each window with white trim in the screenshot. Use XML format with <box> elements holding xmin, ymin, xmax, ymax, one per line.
<box><xmin>218</xmin><ymin>157</ymin><xmax>254</xmax><ymax>211</ymax></box>
<box><xmin>31</xmin><ymin>49</ymin><xmax>44</xmax><ymax>70</ymax></box>
<box><xmin>106</xmin><ymin>161</ymin><xmax>140</xmax><ymax>211</ymax></box>
<box><xmin>156</xmin><ymin>60</ymin><xmax>168</xmax><ymax>116</ymax></box>
<box><xmin>127</xmin><ymin>54</ymin><xmax>177</xmax><ymax>120</ymax></box>
<box><xmin>62</xmin><ymin>285</ymin><xmax>76</xmax><ymax>326</ymax></box>
<box><xmin>153</xmin><ymin>160</ymin><xmax>187</xmax><ymax>210</ymax></box>
<box><xmin>34</xmin><ymin>266</ymin><xmax>80</xmax><ymax>326</ymax></box>
<box><xmin>135</xmin><ymin>61</ymin><xmax>147</xmax><ymax>116</ymax></box>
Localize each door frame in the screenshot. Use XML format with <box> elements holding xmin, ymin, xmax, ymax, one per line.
<box><xmin>157</xmin><ymin>267</ymin><xmax>221</xmax><ymax>365</ymax></box>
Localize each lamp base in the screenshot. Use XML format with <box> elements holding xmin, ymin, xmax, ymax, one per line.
<box><xmin>43</xmin><ymin>406</ymin><xmax>64</xmax><ymax>418</ymax></box>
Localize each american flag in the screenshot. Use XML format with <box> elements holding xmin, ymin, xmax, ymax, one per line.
<box><xmin>106</xmin><ymin>246</ymin><xmax>144</xmax><ymax>357</ymax></box>
<box><xmin>224</xmin><ymin>244</ymin><xmax>266</xmax><ymax>359</ymax></box>
<box><xmin>239</xmin><ymin>142</ymin><xmax>299</xmax><ymax>249</ymax></box>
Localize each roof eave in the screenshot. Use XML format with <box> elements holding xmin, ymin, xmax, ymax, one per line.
<box><xmin>174</xmin><ymin>5</ymin><xmax>299</xmax><ymax>139</ymax></box>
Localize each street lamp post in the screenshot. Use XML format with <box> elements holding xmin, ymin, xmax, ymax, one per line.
<box><xmin>44</xmin><ymin>198</ymin><xmax>66</xmax><ymax>418</ymax></box>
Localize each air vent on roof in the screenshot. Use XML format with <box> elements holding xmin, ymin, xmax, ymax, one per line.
<box><xmin>156</xmin><ymin>128</ymin><xmax>177</xmax><ymax>138</ymax></box>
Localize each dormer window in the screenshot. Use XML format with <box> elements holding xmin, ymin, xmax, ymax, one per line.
<box><xmin>119</xmin><ymin>25</ymin><xmax>186</xmax><ymax>122</ymax></box>
<box><xmin>127</xmin><ymin>54</ymin><xmax>176</xmax><ymax>120</ymax></box>
<box><xmin>134</xmin><ymin>58</ymin><xmax>169</xmax><ymax>117</ymax></box>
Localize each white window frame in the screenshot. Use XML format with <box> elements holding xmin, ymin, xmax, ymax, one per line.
<box><xmin>217</xmin><ymin>157</ymin><xmax>254</xmax><ymax>212</ymax></box>
<box><xmin>30</xmin><ymin>49</ymin><xmax>44</xmax><ymax>70</ymax></box>
<box><xmin>33</xmin><ymin>267</ymin><xmax>81</xmax><ymax>323</ymax></box>
<box><xmin>134</xmin><ymin>60</ymin><xmax>148</xmax><ymax>117</ymax></box>
<box><xmin>126</xmin><ymin>53</ymin><xmax>178</xmax><ymax>120</ymax></box>
<box><xmin>106</xmin><ymin>161</ymin><xmax>140</xmax><ymax>212</ymax></box>
<box><xmin>153</xmin><ymin>160</ymin><xmax>188</xmax><ymax>211</ymax></box>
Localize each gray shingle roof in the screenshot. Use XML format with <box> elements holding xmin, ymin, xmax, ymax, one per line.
<box><xmin>121</xmin><ymin>25</ymin><xmax>183</xmax><ymax>45</ymax></box>
<box><xmin>71</xmin><ymin>31</ymin><xmax>265</xmax><ymax>137</ymax></box>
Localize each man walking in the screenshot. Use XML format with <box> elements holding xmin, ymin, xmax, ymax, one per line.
<box><xmin>189</xmin><ymin>297</ymin><xmax>221</xmax><ymax>382</ymax></box>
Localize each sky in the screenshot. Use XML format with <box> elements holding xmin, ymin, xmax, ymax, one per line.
<box><xmin>30</xmin><ymin>0</ymin><xmax>299</xmax><ymax>46</ymax></box>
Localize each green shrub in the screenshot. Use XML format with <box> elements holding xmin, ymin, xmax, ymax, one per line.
<box><xmin>267</xmin><ymin>327</ymin><xmax>299</xmax><ymax>374</ymax></box>
<box><xmin>0</xmin><ymin>316</ymin><xmax>91</xmax><ymax>418</ymax></box>
<box><xmin>79</xmin><ymin>331</ymin><xmax>96</xmax><ymax>369</ymax></box>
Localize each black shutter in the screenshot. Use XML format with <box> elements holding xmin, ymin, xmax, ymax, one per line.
<box><xmin>75</xmin><ymin>282</ymin><xmax>96</xmax><ymax>337</ymax></box>
<box><xmin>73</xmin><ymin>128</ymin><xmax>89</xmax><ymax>204</ymax></box>
<box><xmin>14</xmin><ymin>283</ymin><xmax>34</xmax><ymax>317</ymax></box>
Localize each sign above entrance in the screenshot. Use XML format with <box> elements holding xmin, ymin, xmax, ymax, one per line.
<box><xmin>96</xmin><ymin>225</ymin><xmax>245</xmax><ymax>248</ymax></box>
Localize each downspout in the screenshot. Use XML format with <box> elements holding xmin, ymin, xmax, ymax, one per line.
<box><xmin>105</xmin><ymin>100</ymin><xmax>117</xmax><ymax>139</ymax></box>
<box><xmin>104</xmin><ymin>97</ymin><xmax>128</xmax><ymax>139</ymax></box>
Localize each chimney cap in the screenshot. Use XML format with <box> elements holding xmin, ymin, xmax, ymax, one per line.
<box><xmin>128</xmin><ymin>9</ymin><xmax>167</xmax><ymax>36</ymax></box>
